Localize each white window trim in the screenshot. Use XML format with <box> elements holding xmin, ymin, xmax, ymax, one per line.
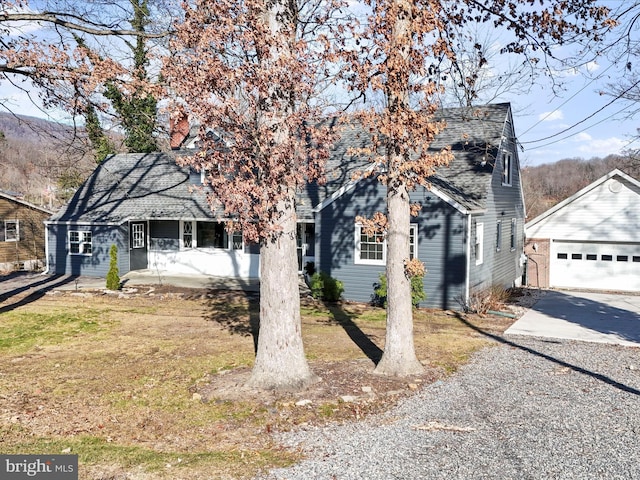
<box><xmin>496</xmin><ymin>220</ymin><xmax>502</xmax><ymax>252</ymax></box>
<box><xmin>510</xmin><ymin>218</ymin><xmax>517</xmax><ymax>251</ymax></box>
<box><xmin>475</xmin><ymin>222</ymin><xmax>484</xmax><ymax>266</ymax></box>
<box><xmin>354</xmin><ymin>223</ymin><xmax>417</xmax><ymax>266</ymax></box>
<box><xmin>131</xmin><ymin>223</ymin><xmax>145</xmax><ymax>249</ymax></box>
<box><xmin>69</xmin><ymin>230</ymin><xmax>92</xmax><ymax>256</ymax></box>
<box><xmin>502</xmin><ymin>151</ymin><xmax>512</xmax><ymax>186</ymax></box>
<box><xmin>4</xmin><ymin>219</ymin><xmax>19</xmax><ymax>242</ymax></box>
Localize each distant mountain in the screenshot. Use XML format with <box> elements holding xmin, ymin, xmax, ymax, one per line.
<box><xmin>0</xmin><ymin>112</ymin><xmax>79</xmax><ymax>142</ymax></box>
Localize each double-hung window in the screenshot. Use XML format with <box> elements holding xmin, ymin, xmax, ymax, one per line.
<box><xmin>1</xmin><ymin>219</ymin><xmax>19</xmax><ymax>242</ymax></box>
<box><xmin>355</xmin><ymin>224</ymin><xmax>417</xmax><ymax>265</ymax></box>
<box><xmin>69</xmin><ymin>230</ymin><xmax>92</xmax><ymax>255</ymax></box>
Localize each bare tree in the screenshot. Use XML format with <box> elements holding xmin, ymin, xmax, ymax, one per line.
<box><xmin>0</xmin><ymin>1</ymin><xmax>175</xmax><ymax>157</ymax></box>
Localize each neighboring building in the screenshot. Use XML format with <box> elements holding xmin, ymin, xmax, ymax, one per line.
<box><xmin>46</xmin><ymin>102</ymin><xmax>526</xmax><ymax>310</ymax></box>
<box><xmin>525</xmin><ymin>169</ymin><xmax>640</xmax><ymax>292</ymax></box>
<box><xmin>0</xmin><ymin>190</ymin><xmax>53</xmax><ymax>272</ymax></box>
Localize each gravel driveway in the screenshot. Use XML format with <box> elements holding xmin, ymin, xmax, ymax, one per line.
<box><xmin>259</xmin><ymin>335</ymin><xmax>640</xmax><ymax>479</ymax></box>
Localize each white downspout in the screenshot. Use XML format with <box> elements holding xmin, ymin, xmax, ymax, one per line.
<box><xmin>42</xmin><ymin>222</ymin><xmax>50</xmax><ymax>274</ymax></box>
<box><xmin>464</xmin><ymin>215</ymin><xmax>471</xmax><ymax>309</ymax></box>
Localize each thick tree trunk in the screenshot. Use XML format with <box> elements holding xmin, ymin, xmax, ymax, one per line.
<box><xmin>374</xmin><ymin>0</ymin><xmax>423</xmax><ymax>377</ymax></box>
<box><xmin>247</xmin><ymin>198</ymin><xmax>317</xmax><ymax>390</ymax></box>
<box><xmin>374</xmin><ymin>181</ymin><xmax>424</xmax><ymax>376</ymax></box>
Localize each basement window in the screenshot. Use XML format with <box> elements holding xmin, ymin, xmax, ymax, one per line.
<box><xmin>557</xmin><ymin>253</ymin><xmax>568</xmax><ymax>259</ymax></box>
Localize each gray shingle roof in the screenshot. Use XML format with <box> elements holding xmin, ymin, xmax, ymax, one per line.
<box><xmin>429</xmin><ymin>103</ymin><xmax>510</xmax><ymax>211</ymax></box>
<box><xmin>302</xmin><ymin>102</ymin><xmax>510</xmax><ymax>215</ymax></box>
<box><xmin>50</xmin><ymin>103</ymin><xmax>510</xmax><ymax>224</ymax></box>
<box><xmin>49</xmin><ymin>153</ymin><xmax>214</xmax><ymax>223</ymax></box>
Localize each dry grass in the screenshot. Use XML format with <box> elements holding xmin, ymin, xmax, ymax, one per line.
<box><xmin>0</xmin><ymin>286</ymin><xmax>516</xmax><ymax>479</ymax></box>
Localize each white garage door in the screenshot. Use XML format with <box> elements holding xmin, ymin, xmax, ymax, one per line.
<box><xmin>550</xmin><ymin>241</ymin><xmax>640</xmax><ymax>291</ymax></box>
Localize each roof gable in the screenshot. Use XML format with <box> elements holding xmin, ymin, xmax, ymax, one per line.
<box><xmin>308</xmin><ymin>103</ymin><xmax>511</xmax><ymax>215</ymax></box>
<box><xmin>0</xmin><ymin>191</ymin><xmax>54</xmax><ymax>215</ymax></box>
<box><xmin>526</xmin><ymin>169</ymin><xmax>640</xmax><ymax>228</ymax></box>
<box><xmin>525</xmin><ymin>169</ymin><xmax>640</xmax><ymax>241</ymax></box>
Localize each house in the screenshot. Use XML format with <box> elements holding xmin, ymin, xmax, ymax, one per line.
<box><xmin>525</xmin><ymin>169</ymin><xmax>640</xmax><ymax>292</ymax></box>
<box><xmin>46</xmin><ymin>102</ymin><xmax>525</xmax><ymax>310</ymax></box>
<box><xmin>0</xmin><ymin>190</ymin><xmax>53</xmax><ymax>272</ymax></box>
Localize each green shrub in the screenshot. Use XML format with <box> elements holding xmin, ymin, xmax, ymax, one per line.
<box><xmin>106</xmin><ymin>244</ymin><xmax>121</xmax><ymax>290</ymax></box>
<box><xmin>373</xmin><ymin>272</ymin><xmax>426</xmax><ymax>308</ymax></box>
<box><xmin>310</xmin><ymin>271</ymin><xmax>344</xmax><ymax>302</ymax></box>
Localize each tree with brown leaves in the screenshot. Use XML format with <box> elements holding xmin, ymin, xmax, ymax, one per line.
<box><xmin>1</xmin><ymin>0</ymin><xmax>171</xmax><ymax>157</ymax></box>
<box><xmin>164</xmin><ymin>0</ymin><xmax>344</xmax><ymax>390</ymax></box>
<box><xmin>344</xmin><ymin>0</ymin><xmax>615</xmax><ymax>377</ymax></box>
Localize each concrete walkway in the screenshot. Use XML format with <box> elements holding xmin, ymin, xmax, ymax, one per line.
<box><xmin>506</xmin><ymin>289</ymin><xmax>640</xmax><ymax>347</ymax></box>
<box><xmin>121</xmin><ymin>270</ymin><xmax>260</xmax><ymax>292</ymax></box>
<box><xmin>1</xmin><ymin>270</ymin><xmax>261</xmax><ymax>297</ymax></box>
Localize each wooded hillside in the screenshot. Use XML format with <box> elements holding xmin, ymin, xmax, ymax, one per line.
<box><xmin>0</xmin><ymin>113</ymin><xmax>115</xmax><ymax>209</ymax></box>
<box><xmin>522</xmin><ymin>155</ymin><xmax>640</xmax><ymax>220</ymax></box>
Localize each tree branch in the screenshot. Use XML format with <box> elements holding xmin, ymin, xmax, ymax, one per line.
<box><xmin>0</xmin><ymin>12</ymin><xmax>169</xmax><ymax>38</ymax></box>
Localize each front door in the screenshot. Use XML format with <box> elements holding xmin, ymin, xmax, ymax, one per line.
<box><xmin>129</xmin><ymin>222</ymin><xmax>148</xmax><ymax>270</ymax></box>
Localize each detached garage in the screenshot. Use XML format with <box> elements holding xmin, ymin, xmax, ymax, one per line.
<box><xmin>525</xmin><ymin>169</ymin><xmax>640</xmax><ymax>292</ymax></box>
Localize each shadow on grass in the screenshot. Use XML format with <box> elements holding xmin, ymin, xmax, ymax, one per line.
<box><xmin>201</xmin><ymin>286</ymin><xmax>383</xmax><ymax>364</ymax></box>
<box><xmin>0</xmin><ymin>274</ymin><xmax>75</xmax><ymax>314</ymax></box>
<box><xmin>323</xmin><ymin>301</ymin><xmax>383</xmax><ymax>365</ymax></box>
<box><xmin>202</xmin><ymin>289</ymin><xmax>260</xmax><ymax>354</ymax></box>
<box><xmin>455</xmin><ymin>312</ymin><xmax>640</xmax><ymax>397</ymax></box>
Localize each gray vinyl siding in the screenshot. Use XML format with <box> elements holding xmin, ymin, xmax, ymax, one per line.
<box><xmin>316</xmin><ymin>179</ymin><xmax>467</xmax><ymax>310</ymax></box>
<box><xmin>469</xmin><ymin>117</ymin><xmax>525</xmax><ymax>296</ymax></box>
<box><xmin>47</xmin><ymin>224</ymin><xmax>128</xmax><ymax>276</ymax></box>
<box><xmin>316</xmin><ymin>178</ymin><xmax>386</xmax><ymax>306</ymax></box>
<box><xmin>416</xmin><ymin>194</ymin><xmax>467</xmax><ymax>310</ymax></box>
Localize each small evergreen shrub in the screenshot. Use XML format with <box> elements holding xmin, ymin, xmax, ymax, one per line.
<box><xmin>310</xmin><ymin>271</ymin><xmax>344</xmax><ymax>302</ymax></box>
<box><xmin>373</xmin><ymin>272</ymin><xmax>426</xmax><ymax>308</ymax></box>
<box><xmin>106</xmin><ymin>244</ymin><xmax>121</xmax><ymax>290</ymax></box>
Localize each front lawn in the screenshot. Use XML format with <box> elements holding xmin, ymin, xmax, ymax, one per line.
<box><xmin>0</xmin><ymin>286</ymin><xmax>515</xmax><ymax>479</ymax></box>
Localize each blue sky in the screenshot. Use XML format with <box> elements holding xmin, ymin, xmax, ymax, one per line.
<box><xmin>1</xmin><ymin>0</ymin><xmax>637</xmax><ymax>167</ymax></box>
<box><xmin>510</xmin><ymin>68</ymin><xmax>639</xmax><ymax>167</ymax></box>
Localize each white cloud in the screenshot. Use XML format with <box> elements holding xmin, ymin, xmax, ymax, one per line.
<box><xmin>538</xmin><ymin>110</ymin><xmax>564</xmax><ymax>122</ymax></box>
<box><xmin>576</xmin><ymin>136</ymin><xmax>627</xmax><ymax>157</ymax></box>
<box><xmin>573</xmin><ymin>132</ymin><xmax>592</xmax><ymax>142</ymax></box>
<box><xmin>585</xmin><ymin>61</ymin><xmax>600</xmax><ymax>73</ymax></box>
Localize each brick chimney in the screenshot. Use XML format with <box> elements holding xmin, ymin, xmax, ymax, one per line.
<box><xmin>169</xmin><ymin>112</ymin><xmax>190</xmax><ymax>150</ymax></box>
